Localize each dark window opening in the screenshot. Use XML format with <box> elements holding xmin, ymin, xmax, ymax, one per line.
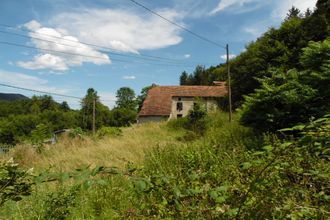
<box><xmin>177</xmin><ymin>102</ymin><xmax>183</xmax><ymax>111</ymax></box>
<box><xmin>178</xmin><ymin>97</ymin><xmax>182</xmax><ymax>101</ymax></box>
<box><xmin>177</xmin><ymin>114</ymin><xmax>183</xmax><ymax>118</ymax></box>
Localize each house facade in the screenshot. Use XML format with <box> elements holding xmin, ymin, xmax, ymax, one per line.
<box><xmin>138</xmin><ymin>82</ymin><xmax>227</xmax><ymax>123</ymax></box>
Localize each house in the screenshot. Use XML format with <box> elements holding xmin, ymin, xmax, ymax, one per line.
<box><xmin>138</xmin><ymin>82</ymin><xmax>227</xmax><ymax>123</ymax></box>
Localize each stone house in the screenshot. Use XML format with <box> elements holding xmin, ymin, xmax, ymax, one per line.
<box><xmin>138</xmin><ymin>82</ymin><xmax>227</xmax><ymax>123</ymax></box>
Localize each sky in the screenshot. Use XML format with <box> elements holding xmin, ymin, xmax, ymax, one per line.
<box><xmin>0</xmin><ymin>0</ymin><xmax>317</xmax><ymax>109</ymax></box>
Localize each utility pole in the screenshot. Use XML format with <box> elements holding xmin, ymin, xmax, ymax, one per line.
<box><xmin>92</xmin><ymin>97</ymin><xmax>96</xmax><ymax>135</ymax></box>
<box><xmin>226</xmin><ymin>44</ymin><xmax>233</xmax><ymax>122</ymax></box>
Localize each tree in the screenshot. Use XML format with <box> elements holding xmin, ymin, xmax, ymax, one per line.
<box><xmin>80</xmin><ymin>88</ymin><xmax>111</xmax><ymax>131</ymax></box>
<box><xmin>180</xmin><ymin>71</ymin><xmax>189</xmax><ymax>85</ymax></box>
<box><xmin>60</xmin><ymin>101</ymin><xmax>70</xmax><ymax>111</ymax></box>
<box><xmin>109</xmin><ymin>108</ymin><xmax>137</xmax><ymax>127</ymax></box>
<box><xmin>115</xmin><ymin>87</ymin><xmax>137</xmax><ymax>110</ymax></box>
<box><xmin>285</xmin><ymin>6</ymin><xmax>301</xmax><ymax>20</ymax></box>
<box><xmin>240</xmin><ymin>39</ymin><xmax>330</xmax><ymax>132</ymax></box>
<box><xmin>137</xmin><ymin>84</ymin><xmax>156</xmax><ymax>111</ymax></box>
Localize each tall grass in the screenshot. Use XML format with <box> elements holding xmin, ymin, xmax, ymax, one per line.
<box><xmin>2</xmin><ymin>122</ymin><xmax>184</xmax><ymax>172</ymax></box>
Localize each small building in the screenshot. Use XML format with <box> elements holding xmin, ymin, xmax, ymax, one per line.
<box><xmin>138</xmin><ymin>82</ymin><xmax>227</xmax><ymax>123</ymax></box>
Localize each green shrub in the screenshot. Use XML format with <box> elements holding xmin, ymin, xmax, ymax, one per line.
<box><xmin>42</xmin><ymin>187</ymin><xmax>77</xmax><ymax>220</ymax></box>
<box><xmin>0</xmin><ymin>158</ymin><xmax>32</xmax><ymax>206</ymax></box>
<box><xmin>109</xmin><ymin>108</ymin><xmax>137</xmax><ymax>127</ymax></box>
<box><xmin>167</xmin><ymin>117</ymin><xmax>189</xmax><ymax>130</ymax></box>
<box><xmin>132</xmin><ymin>115</ymin><xmax>330</xmax><ymax>219</ymax></box>
<box><xmin>96</xmin><ymin>127</ymin><xmax>122</xmax><ymax>138</ymax></box>
<box><xmin>69</xmin><ymin>127</ymin><xmax>85</xmax><ymax>138</ymax></box>
<box><xmin>167</xmin><ymin>101</ymin><xmax>207</xmax><ymax>136</ymax></box>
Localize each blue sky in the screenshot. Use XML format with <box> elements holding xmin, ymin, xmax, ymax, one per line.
<box><xmin>0</xmin><ymin>0</ymin><xmax>317</xmax><ymax>108</ymax></box>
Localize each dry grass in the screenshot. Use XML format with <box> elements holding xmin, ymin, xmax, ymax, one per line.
<box><xmin>3</xmin><ymin>122</ymin><xmax>184</xmax><ymax>172</ymax></box>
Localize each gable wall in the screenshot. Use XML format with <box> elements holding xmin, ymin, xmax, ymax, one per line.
<box><xmin>170</xmin><ymin>97</ymin><xmax>218</xmax><ymax>119</ymax></box>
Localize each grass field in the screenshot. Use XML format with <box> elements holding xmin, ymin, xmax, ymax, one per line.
<box><xmin>3</xmin><ymin>122</ymin><xmax>185</xmax><ymax>172</ymax></box>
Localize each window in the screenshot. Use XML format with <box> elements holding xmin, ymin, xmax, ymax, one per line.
<box><xmin>177</xmin><ymin>102</ymin><xmax>183</xmax><ymax>111</ymax></box>
<box><xmin>178</xmin><ymin>97</ymin><xmax>182</xmax><ymax>101</ymax></box>
<box><xmin>177</xmin><ymin>114</ymin><xmax>183</xmax><ymax>118</ymax></box>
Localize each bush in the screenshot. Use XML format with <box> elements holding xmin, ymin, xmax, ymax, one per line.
<box><xmin>109</xmin><ymin>108</ymin><xmax>137</xmax><ymax>127</ymax></box>
<box><xmin>167</xmin><ymin>101</ymin><xmax>207</xmax><ymax>135</ymax></box>
<box><xmin>167</xmin><ymin>117</ymin><xmax>189</xmax><ymax>130</ymax></box>
<box><xmin>96</xmin><ymin>127</ymin><xmax>122</xmax><ymax>138</ymax></box>
<box><xmin>132</xmin><ymin>115</ymin><xmax>330</xmax><ymax>219</ymax></box>
<box><xmin>0</xmin><ymin>158</ymin><xmax>32</xmax><ymax>206</ymax></box>
<box><xmin>42</xmin><ymin>187</ymin><xmax>77</xmax><ymax>220</ymax></box>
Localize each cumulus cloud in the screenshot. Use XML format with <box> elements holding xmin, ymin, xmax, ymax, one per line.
<box><xmin>17</xmin><ymin>54</ymin><xmax>68</xmax><ymax>71</ymax></box>
<box><xmin>122</xmin><ymin>75</ymin><xmax>136</xmax><ymax>80</ymax></box>
<box><xmin>17</xmin><ymin>20</ymin><xmax>110</xmax><ymax>71</ymax></box>
<box><xmin>221</xmin><ymin>54</ymin><xmax>236</xmax><ymax>60</ymax></box>
<box><xmin>50</xmin><ymin>8</ymin><xmax>184</xmax><ymax>52</ymax></box>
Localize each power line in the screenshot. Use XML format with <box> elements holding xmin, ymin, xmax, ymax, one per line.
<box><xmin>0</xmin><ymin>29</ymin><xmax>193</xmax><ymax>65</ymax></box>
<box><xmin>0</xmin><ymin>83</ymin><xmax>82</xmax><ymax>100</ymax></box>
<box><xmin>0</xmin><ymin>41</ymin><xmax>127</xmax><ymax>63</ymax></box>
<box><xmin>0</xmin><ymin>23</ymin><xmax>214</xmax><ymax>64</ymax></box>
<box><xmin>127</xmin><ymin>0</ymin><xmax>227</xmax><ymax>49</ymax></box>
<box><xmin>0</xmin><ymin>82</ymin><xmax>117</xmax><ymax>103</ymax></box>
<box><xmin>0</xmin><ymin>40</ymin><xmax>199</xmax><ymax>68</ymax></box>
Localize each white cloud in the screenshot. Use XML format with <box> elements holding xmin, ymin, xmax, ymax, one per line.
<box><xmin>210</xmin><ymin>0</ymin><xmax>263</xmax><ymax>15</ymax></box>
<box><xmin>184</xmin><ymin>54</ymin><xmax>191</xmax><ymax>58</ymax></box>
<box><xmin>221</xmin><ymin>54</ymin><xmax>236</xmax><ymax>60</ymax></box>
<box><xmin>23</xmin><ymin>20</ymin><xmax>41</xmax><ymax>31</ymax></box>
<box><xmin>17</xmin><ymin>20</ymin><xmax>110</xmax><ymax>71</ymax></box>
<box><xmin>272</xmin><ymin>0</ymin><xmax>317</xmax><ymax>20</ymax></box>
<box><xmin>122</xmin><ymin>75</ymin><xmax>136</xmax><ymax>80</ymax></box>
<box><xmin>0</xmin><ymin>70</ymin><xmax>69</xmax><ymax>94</ymax></box>
<box><xmin>50</xmin><ymin>8</ymin><xmax>184</xmax><ymax>52</ymax></box>
<box><xmin>17</xmin><ymin>54</ymin><xmax>68</xmax><ymax>71</ymax></box>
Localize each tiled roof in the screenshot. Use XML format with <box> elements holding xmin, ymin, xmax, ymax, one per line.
<box><xmin>138</xmin><ymin>84</ymin><xmax>227</xmax><ymax>116</ymax></box>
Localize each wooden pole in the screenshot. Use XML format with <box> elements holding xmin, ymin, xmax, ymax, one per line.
<box><xmin>226</xmin><ymin>44</ymin><xmax>233</xmax><ymax>122</ymax></box>
<box><xmin>92</xmin><ymin>98</ymin><xmax>96</xmax><ymax>134</ymax></box>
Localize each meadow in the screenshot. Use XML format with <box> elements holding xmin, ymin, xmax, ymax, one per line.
<box><xmin>1</xmin><ymin>111</ymin><xmax>328</xmax><ymax>219</ymax></box>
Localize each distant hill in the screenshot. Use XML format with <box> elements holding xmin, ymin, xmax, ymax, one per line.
<box><xmin>0</xmin><ymin>93</ymin><xmax>29</xmax><ymax>101</ymax></box>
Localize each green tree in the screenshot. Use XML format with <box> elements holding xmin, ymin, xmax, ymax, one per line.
<box><xmin>180</xmin><ymin>71</ymin><xmax>189</xmax><ymax>85</ymax></box>
<box><xmin>109</xmin><ymin>108</ymin><xmax>137</xmax><ymax>127</ymax></box>
<box><xmin>115</xmin><ymin>87</ymin><xmax>137</xmax><ymax>110</ymax></box>
<box><xmin>137</xmin><ymin>84</ymin><xmax>156</xmax><ymax>111</ymax></box>
<box><xmin>60</xmin><ymin>101</ymin><xmax>70</xmax><ymax>112</ymax></box>
<box><xmin>240</xmin><ymin>39</ymin><xmax>330</xmax><ymax>132</ymax></box>
<box><xmin>80</xmin><ymin>88</ymin><xmax>111</xmax><ymax>131</ymax></box>
<box><xmin>285</xmin><ymin>6</ymin><xmax>301</xmax><ymax>20</ymax></box>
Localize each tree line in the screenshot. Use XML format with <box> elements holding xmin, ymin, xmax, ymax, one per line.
<box><xmin>0</xmin><ymin>85</ymin><xmax>153</xmax><ymax>145</ymax></box>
